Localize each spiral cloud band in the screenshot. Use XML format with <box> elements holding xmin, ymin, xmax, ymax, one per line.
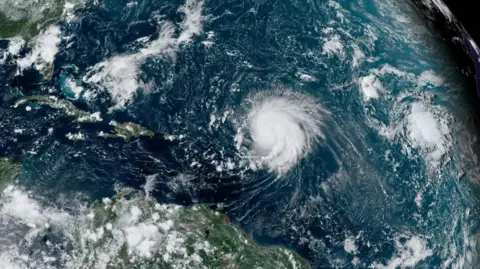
<box><xmin>241</xmin><ymin>91</ymin><xmax>325</xmax><ymax>175</ymax></box>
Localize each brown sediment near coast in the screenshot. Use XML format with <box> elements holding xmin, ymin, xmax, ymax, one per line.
<box><xmin>219</xmin><ymin>209</ymin><xmax>311</xmax><ymax>269</ymax></box>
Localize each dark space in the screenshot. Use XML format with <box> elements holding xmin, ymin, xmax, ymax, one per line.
<box><xmin>442</xmin><ymin>0</ymin><xmax>480</xmax><ymax>47</ymax></box>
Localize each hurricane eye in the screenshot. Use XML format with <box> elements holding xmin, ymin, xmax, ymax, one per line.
<box><xmin>237</xmin><ymin>91</ymin><xmax>325</xmax><ymax>175</ymax></box>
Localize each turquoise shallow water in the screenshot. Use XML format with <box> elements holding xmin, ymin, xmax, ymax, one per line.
<box><xmin>1</xmin><ymin>0</ymin><xmax>480</xmax><ymax>267</ymax></box>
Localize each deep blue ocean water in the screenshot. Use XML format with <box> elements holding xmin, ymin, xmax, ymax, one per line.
<box><xmin>1</xmin><ymin>0</ymin><xmax>480</xmax><ymax>267</ymax></box>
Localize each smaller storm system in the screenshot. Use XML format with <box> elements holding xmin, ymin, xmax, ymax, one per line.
<box><xmin>237</xmin><ymin>90</ymin><xmax>326</xmax><ymax>176</ymax></box>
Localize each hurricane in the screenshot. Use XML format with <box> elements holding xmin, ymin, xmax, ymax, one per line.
<box><xmin>237</xmin><ymin>90</ymin><xmax>326</xmax><ymax>175</ymax></box>
<box><xmin>2</xmin><ymin>0</ymin><xmax>480</xmax><ymax>267</ymax></box>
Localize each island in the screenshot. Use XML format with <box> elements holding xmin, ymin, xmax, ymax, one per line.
<box><xmin>99</xmin><ymin>121</ymin><xmax>155</xmax><ymax>141</ymax></box>
<box><xmin>14</xmin><ymin>95</ymin><xmax>103</xmax><ymax>123</ymax></box>
<box><xmin>13</xmin><ymin>95</ymin><xmax>157</xmax><ymax>142</ymax></box>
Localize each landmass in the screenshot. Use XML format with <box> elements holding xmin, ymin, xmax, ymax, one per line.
<box><xmin>0</xmin><ymin>0</ymin><xmax>65</xmax><ymax>39</ymax></box>
<box><xmin>2</xmin><ymin>1</ymin><xmax>80</xmax><ymax>80</ymax></box>
<box><xmin>99</xmin><ymin>121</ymin><xmax>155</xmax><ymax>141</ymax></box>
<box><xmin>0</xmin><ymin>158</ymin><xmax>309</xmax><ymax>268</ymax></box>
<box><xmin>78</xmin><ymin>189</ymin><xmax>310</xmax><ymax>268</ymax></box>
<box><xmin>0</xmin><ymin>158</ymin><xmax>20</xmax><ymax>190</ymax></box>
<box><xmin>13</xmin><ymin>95</ymin><xmax>156</xmax><ymax>141</ymax></box>
<box><xmin>14</xmin><ymin>95</ymin><xmax>103</xmax><ymax>123</ymax></box>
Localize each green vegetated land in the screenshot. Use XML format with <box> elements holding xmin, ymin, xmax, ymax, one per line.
<box><xmin>14</xmin><ymin>95</ymin><xmax>103</xmax><ymax>123</ymax></box>
<box><xmin>0</xmin><ymin>158</ymin><xmax>310</xmax><ymax>268</ymax></box>
<box><xmin>0</xmin><ymin>157</ymin><xmax>20</xmax><ymax>190</ymax></box>
<box><xmin>84</xmin><ymin>191</ymin><xmax>310</xmax><ymax>268</ymax></box>
<box><xmin>0</xmin><ymin>0</ymin><xmax>64</xmax><ymax>39</ymax></box>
